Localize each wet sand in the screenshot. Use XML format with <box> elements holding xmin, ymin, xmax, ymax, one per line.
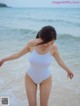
<box><xmin>0</xmin><ymin>68</ymin><xmax>80</xmax><ymax>106</ymax></box>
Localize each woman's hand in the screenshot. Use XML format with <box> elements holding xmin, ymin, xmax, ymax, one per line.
<box><xmin>0</xmin><ymin>60</ymin><xmax>4</xmax><ymax>67</ymax></box>
<box><xmin>67</xmin><ymin>71</ymin><xmax>74</xmax><ymax>79</ymax></box>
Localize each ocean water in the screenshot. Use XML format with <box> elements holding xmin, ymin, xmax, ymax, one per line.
<box><xmin>0</xmin><ymin>8</ymin><xmax>80</xmax><ymax>106</ymax></box>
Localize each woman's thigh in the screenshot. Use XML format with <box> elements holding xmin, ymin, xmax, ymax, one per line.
<box><xmin>40</xmin><ymin>76</ymin><xmax>52</xmax><ymax>106</ymax></box>
<box><xmin>25</xmin><ymin>73</ymin><xmax>37</xmax><ymax>106</ymax></box>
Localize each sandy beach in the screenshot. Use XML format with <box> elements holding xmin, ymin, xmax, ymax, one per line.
<box><xmin>0</xmin><ymin>63</ymin><xmax>80</xmax><ymax>106</ymax></box>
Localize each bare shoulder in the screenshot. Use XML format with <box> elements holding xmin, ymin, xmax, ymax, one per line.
<box><xmin>27</xmin><ymin>38</ymin><xmax>42</xmax><ymax>51</ymax></box>
<box><xmin>50</xmin><ymin>43</ymin><xmax>58</xmax><ymax>55</ymax></box>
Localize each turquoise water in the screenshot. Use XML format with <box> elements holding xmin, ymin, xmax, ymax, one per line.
<box><xmin>0</xmin><ymin>8</ymin><xmax>80</xmax><ymax>106</ymax></box>
<box><xmin>0</xmin><ymin>7</ymin><xmax>80</xmax><ymax>65</ymax></box>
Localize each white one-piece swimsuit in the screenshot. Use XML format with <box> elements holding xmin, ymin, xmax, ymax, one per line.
<box><xmin>26</xmin><ymin>49</ymin><xmax>53</xmax><ymax>84</ymax></box>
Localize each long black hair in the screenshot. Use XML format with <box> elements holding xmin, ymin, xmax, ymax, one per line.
<box><xmin>36</xmin><ymin>25</ymin><xmax>57</xmax><ymax>45</ymax></box>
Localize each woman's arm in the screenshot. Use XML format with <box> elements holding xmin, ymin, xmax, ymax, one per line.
<box><xmin>0</xmin><ymin>40</ymin><xmax>32</xmax><ymax>67</ymax></box>
<box><xmin>2</xmin><ymin>45</ymin><xmax>30</xmax><ymax>62</ymax></box>
<box><xmin>52</xmin><ymin>44</ymin><xmax>74</xmax><ymax>79</ymax></box>
<box><xmin>0</xmin><ymin>38</ymin><xmax>43</xmax><ymax>67</ymax></box>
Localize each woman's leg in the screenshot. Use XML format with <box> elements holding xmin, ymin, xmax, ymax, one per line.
<box><xmin>40</xmin><ymin>76</ymin><xmax>52</xmax><ymax>106</ymax></box>
<box><xmin>25</xmin><ymin>73</ymin><xmax>37</xmax><ymax>106</ymax></box>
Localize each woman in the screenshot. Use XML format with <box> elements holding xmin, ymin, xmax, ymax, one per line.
<box><xmin>0</xmin><ymin>25</ymin><xmax>74</xmax><ymax>106</ymax></box>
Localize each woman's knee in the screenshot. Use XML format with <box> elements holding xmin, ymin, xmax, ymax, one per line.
<box><xmin>28</xmin><ymin>101</ymin><xmax>37</xmax><ymax>106</ymax></box>
<box><xmin>40</xmin><ymin>101</ymin><xmax>48</xmax><ymax>106</ymax></box>
<box><xmin>40</xmin><ymin>104</ymin><xmax>48</xmax><ymax>106</ymax></box>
